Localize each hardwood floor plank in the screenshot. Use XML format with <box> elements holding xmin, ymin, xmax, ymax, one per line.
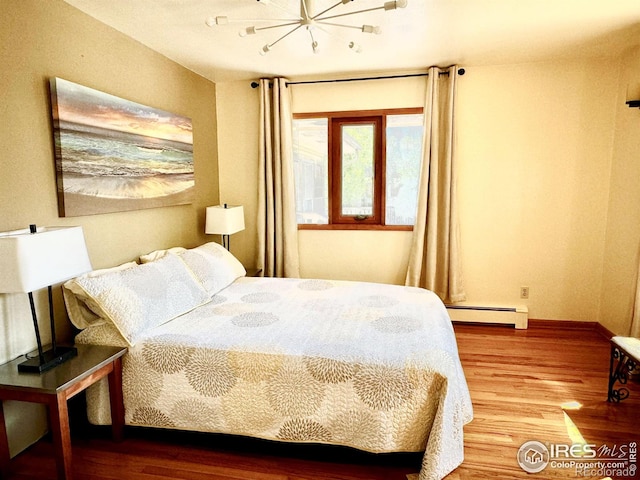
<box><xmin>9</xmin><ymin>322</ymin><xmax>640</xmax><ymax>479</ymax></box>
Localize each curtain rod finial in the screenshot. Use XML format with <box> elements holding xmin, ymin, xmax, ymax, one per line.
<box><xmin>457</xmin><ymin>68</ymin><xmax>465</xmax><ymax>75</ymax></box>
<box><xmin>251</xmin><ymin>81</ymin><xmax>259</xmax><ymax>88</ymax></box>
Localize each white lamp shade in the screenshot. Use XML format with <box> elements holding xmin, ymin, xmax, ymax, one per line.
<box><xmin>0</xmin><ymin>226</ymin><xmax>92</xmax><ymax>293</ymax></box>
<box><xmin>205</xmin><ymin>205</ymin><xmax>245</xmax><ymax>235</ymax></box>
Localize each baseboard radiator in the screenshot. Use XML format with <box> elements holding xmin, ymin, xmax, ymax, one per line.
<box><xmin>446</xmin><ymin>304</ymin><xmax>529</xmax><ymax>329</ymax></box>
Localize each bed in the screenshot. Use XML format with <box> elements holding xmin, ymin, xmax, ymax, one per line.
<box><xmin>63</xmin><ymin>242</ymin><xmax>473</xmax><ymax>480</ymax></box>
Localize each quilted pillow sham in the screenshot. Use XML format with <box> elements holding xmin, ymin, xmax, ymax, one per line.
<box><xmin>68</xmin><ymin>253</ymin><xmax>210</xmax><ymax>346</ymax></box>
<box><xmin>139</xmin><ymin>246</ymin><xmax>186</xmax><ymax>263</ymax></box>
<box><xmin>140</xmin><ymin>242</ymin><xmax>246</xmax><ymax>297</ymax></box>
<box><xmin>178</xmin><ymin>242</ymin><xmax>246</xmax><ymax>296</ymax></box>
<box><xmin>63</xmin><ymin>261</ymin><xmax>138</xmax><ymax>330</ymax></box>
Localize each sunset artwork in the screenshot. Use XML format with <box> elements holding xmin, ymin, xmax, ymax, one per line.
<box><xmin>50</xmin><ymin>78</ymin><xmax>194</xmax><ymax>217</ymax></box>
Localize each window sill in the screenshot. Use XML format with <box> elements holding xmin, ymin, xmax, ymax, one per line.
<box><xmin>298</xmin><ymin>224</ymin><xmax>413</xmax><ymax>231</ymax></box>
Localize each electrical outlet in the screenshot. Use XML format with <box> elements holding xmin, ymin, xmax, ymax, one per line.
<box><xmin>520</xmin><ymin>286</ymin><xmax>529</xmax><ymax>299</ymax></box>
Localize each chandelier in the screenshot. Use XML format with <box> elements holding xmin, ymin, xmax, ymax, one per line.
<box><xmin>206</xmin><ymin>0</ymin><xmax>408</xmax><ymax>55</ymax></box>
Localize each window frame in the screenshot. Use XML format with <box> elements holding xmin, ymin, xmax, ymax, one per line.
<box><xmin>294</xmin><ymin>108</ymin><xmax>423</xmax><ymax>231</ymax></box>
<box><xmin>331</xmin><ymin>115</ymin><xmax>383</xmax><ymax>226</ymax></box>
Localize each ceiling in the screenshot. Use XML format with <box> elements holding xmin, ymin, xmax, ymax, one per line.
<box><xmin>62</xmin><ymin>0</ymin><xmax>640</xmax><ymax>83</ymax></box>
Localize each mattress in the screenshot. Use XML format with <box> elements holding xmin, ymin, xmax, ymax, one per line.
<box><xmin>75</xmin><ymin>276</ymin><xmax>473</xmax><ymax>480</ymax></box>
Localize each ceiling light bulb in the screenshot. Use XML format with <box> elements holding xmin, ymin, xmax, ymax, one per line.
<box><xmin>239</xmin><ymin>26</ymin><xmax>257</xmax><ymax>37</ymax></box>
<box><xmin>384</xmin><ymin>0</ymin><xmax>408</xmax><ymax>10</ymax></box>
<box><xmin>260</xmin><ymin>44</ymin><xmax>271</xmax><ymax>55</ymax></box>
<box><xmin>362</xmin><ymin>25</ymin><xmax>381</xmax><ymax>34</ymax></box>
<box><xmin>349</xmin><ymin>41</ymin><xmax>362</xmax><ymax>53</ymax></box>
<box><xmin>206</xmin><ymin>16</ymin><xmax>228</xmax><ymax>27</ymax></box>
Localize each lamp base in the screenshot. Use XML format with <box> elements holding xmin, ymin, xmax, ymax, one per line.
<box><xmin>18</xmin><ymin>346</ymin><xmax>78</xmax><ymax>374</ymax></box>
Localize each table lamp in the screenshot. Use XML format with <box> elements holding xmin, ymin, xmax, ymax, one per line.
<box><xmin>205</xmin><ymin>204</ymin><xmax>245</xmax><ymax>250</ymax></box>
<box><xmin>0</xmin><ymin>225</ymin><xmax>92</xmax><ymax>373</ymax></box>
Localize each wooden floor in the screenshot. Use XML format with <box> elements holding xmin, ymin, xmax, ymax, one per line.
<box><xmin>11</xmin><ymin>323</ymin><xmax>640</xmax><ymax>479</ymax></box>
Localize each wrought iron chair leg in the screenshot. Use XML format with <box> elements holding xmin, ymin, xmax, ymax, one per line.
<box><xmin>608</xmin><ymin>345</ymin><xmax>634</xmax><ymax>403</ymax></box>
<box><xmin>608</xmin><ymin>344</ymin><xmax>617</xmax><ymax>402</ymax></box>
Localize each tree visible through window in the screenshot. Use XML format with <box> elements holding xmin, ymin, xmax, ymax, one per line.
<box><xmin>293</xmin><ymin>109</ymin><xmax>423</xmax><ymax>229</ymax></box>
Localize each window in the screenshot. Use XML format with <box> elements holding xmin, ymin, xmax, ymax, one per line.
<box><xmin>293</xmin><ymin>109</ymin><xmax>423</xmax><ymax>229</ymax></box>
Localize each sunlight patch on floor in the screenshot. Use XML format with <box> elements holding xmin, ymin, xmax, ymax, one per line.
<box><xmin>560</xmin><ymin>400</ymin><xmax>582</xmax><ymax>410</ymax></box>
<box><xmin>560</xmin><ymin>400</ymin><xmax>591</xmax><ymax>456</ymax></box>
<box><xmin>563</xmin><ymin>411</ymin><xmax>587</xmax><ymax>447</ymax></box>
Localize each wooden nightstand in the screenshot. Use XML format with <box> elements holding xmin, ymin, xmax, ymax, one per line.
<box><xmin>245</xmin><ymin>267</ymin><xmax>263</xmax><ymax>277</ymax></box>
<box><xmin>0</xmin><ymin>344</ymin><xmax>126</xmax><ymax>480</ymax></box>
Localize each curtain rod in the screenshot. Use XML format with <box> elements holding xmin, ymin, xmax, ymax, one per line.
<box><xmin>250</xmin><ymin>68</ymin><xmax>465</xmax><ymax>88</ymax></box>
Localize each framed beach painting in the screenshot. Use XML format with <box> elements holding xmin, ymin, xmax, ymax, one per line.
<box><xmin>49</xmin><ymin>78</ymin><xmax>194</xmax><ymax>217</ymax></box>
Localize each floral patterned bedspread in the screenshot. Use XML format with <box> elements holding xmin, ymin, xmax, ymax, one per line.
<box><xmin>75</xmin><ymin>277</ymin><xmax>473</xmax><ymax>480</ymax></box>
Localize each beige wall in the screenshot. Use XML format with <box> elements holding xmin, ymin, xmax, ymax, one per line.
<box><xmin>600</xmin><ymin>46</ymin><xmax>640</xmax><ymax>335</ymax></box>
<box><xmin>457</xmin><ymin>60</ymin><xmax>617</xmax><ymax>321</ymax></box>
<box><xmin>217</xmin><ymin>59</ymin><xmax>619</xmax><ymax>322</ymax></box>
<box><xmin>0</xmin><ymin>0</ymin><xmax>218</xmax><ymax>455</ymax></box>
<box><xmin>215</xmin><ymin>82</ymin><xmax>260</xmax><ymax>268</ymax></box>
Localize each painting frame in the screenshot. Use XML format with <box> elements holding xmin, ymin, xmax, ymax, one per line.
<box><xmin>50</xmin><ymin>78</ymin><xmax>194</xmax><ymax>217</ymax></box>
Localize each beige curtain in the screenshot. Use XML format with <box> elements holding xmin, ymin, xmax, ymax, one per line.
<box><xmin>257</xmin><ymin>78</ymin><xmax>300</xmax><ymax>278</ymax></box>
<box><xmin>405</xmin><ymin>66</ymin><xmax>465</xmax><ymax>303</ymax></box>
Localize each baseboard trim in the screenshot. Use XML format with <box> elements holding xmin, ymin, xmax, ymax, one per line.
<box><xmin>468</xmin><ymin>318</ymin><xmax>616</xmax><ymax>340</ymax></box>
<box><xmin>594</xmin><ymin>322</ymin><xmax>616</xmax><ymax>340</ymax></box>
<box><xmin>527</xmin><ymin>319</ymin><xmax>598</xmax><ymax>330</ymax></box>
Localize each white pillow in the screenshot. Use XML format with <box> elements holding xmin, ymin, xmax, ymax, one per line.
<box><xmin>141</xmin><ymin>242</ymin><xmax>246</xmax><ymax>297</ymax></box>
<box><xmin>178</xmin><ymin>242</ymin><xmax>246</xmax><ymax>296</ymax></box>
<box><xmin>139</xmin><ymin>246</ymin><xmax>187</xmax><ymax>263</ymax></box>
<box><xmin>63</xmin><ymin>261</ymin><xmax>138</xmax><ymax>330</ymax></box>
<box><xmin>67</xmin><ymin>253</ymin><xmax>210</xmax><ymax>346</ymax></box>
